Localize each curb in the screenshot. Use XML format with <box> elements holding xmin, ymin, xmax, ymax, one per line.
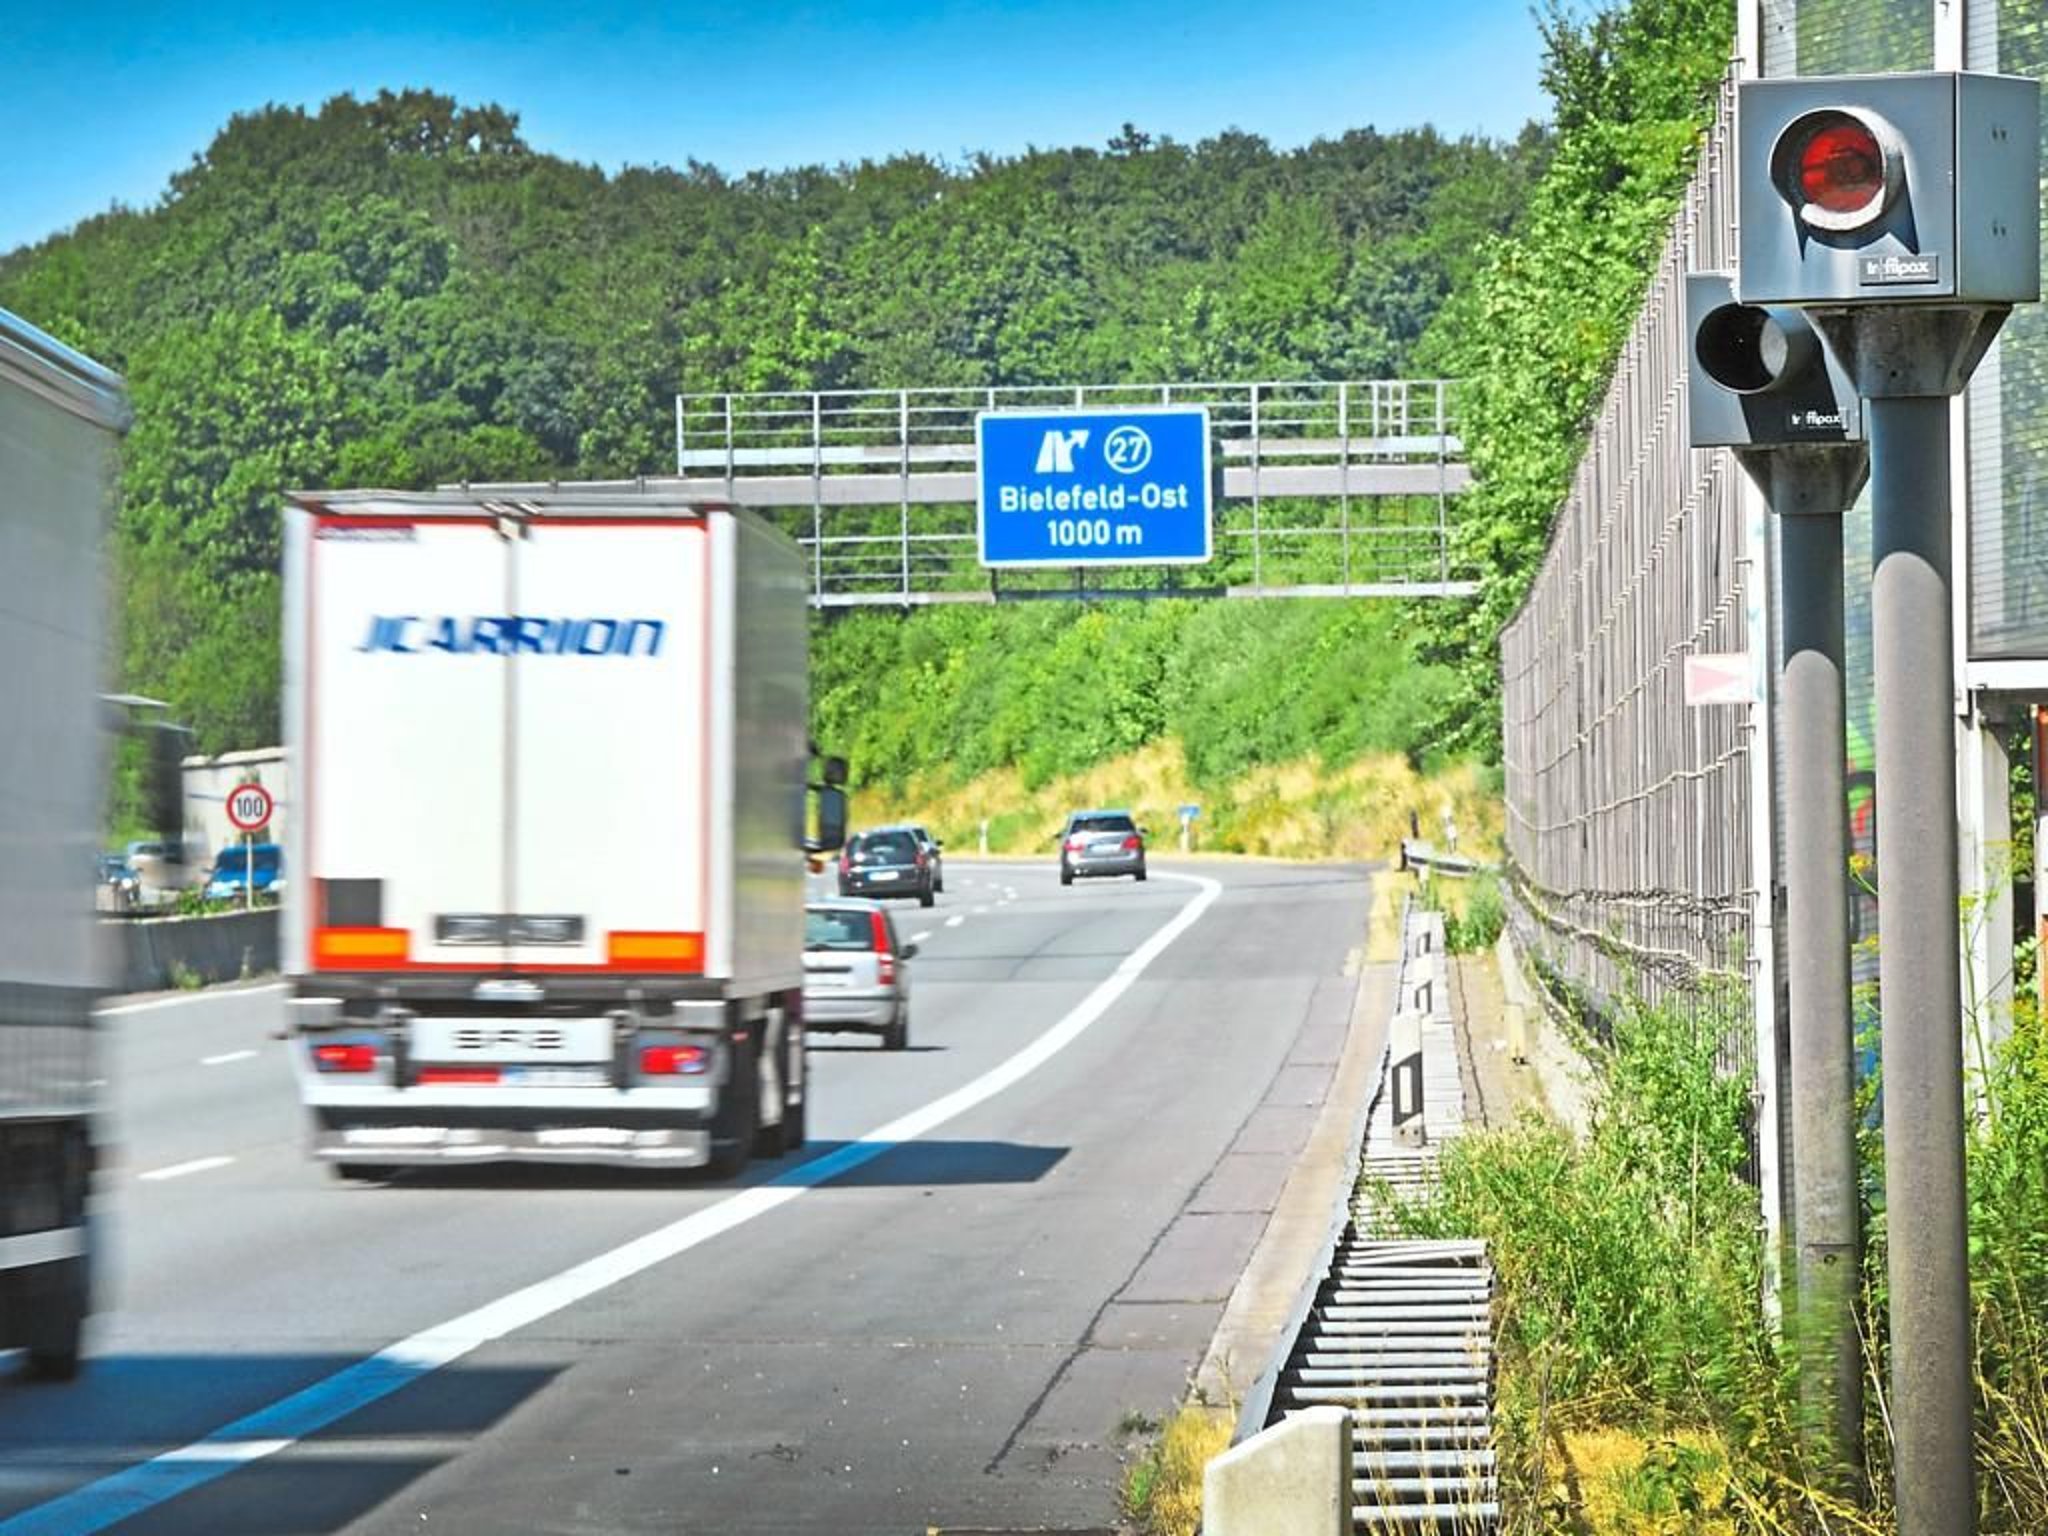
<box><xmin>1194</xmin><ymin>920</ymin><xmax>1397</xmax><ymax>1414</ymax></box>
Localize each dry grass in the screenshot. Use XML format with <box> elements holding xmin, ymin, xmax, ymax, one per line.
<box><xmin>849</xmin><ymin>739</ymin><xmax>1502</xmax><ymax>865</ymax></box>
<box><xmin>1121</xmin><ymin>1401</ymin><xmax>1235</xmax><ymax>1536</ymax></box>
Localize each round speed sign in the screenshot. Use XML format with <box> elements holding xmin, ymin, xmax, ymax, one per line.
<box><xmin>225</xmin><ymin>782</ymin><xmax>274</xmax><ymax>833</ymax></box>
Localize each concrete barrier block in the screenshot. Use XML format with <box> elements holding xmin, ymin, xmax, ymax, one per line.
<box><xmin>1204</xmin><ymin>1405</ymin><xmax>1352</xmax><ymax>1536</ymax></box>
<box><xmin>1390</xmin><ymin>1008</ymin><xmax>1427</xmax><ymax>1149</ymax></box>
<box><xmin>110</xmin><ymin>908</ymin><xmax>279</xmax><ymax>994</ymax></box>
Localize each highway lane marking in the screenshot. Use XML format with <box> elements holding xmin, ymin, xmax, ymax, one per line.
<box><xmin>98</xmin><ymin>983</ymin><xmax>287</xmax><ymax>1018</ymax></box>
<box><xmin>2</xmin><ymin>872</ymin><xmax>1223</xmax><ymax>1536</ymax></box>
<box><xmin>908</xmin><ymin>931</ymin><xmax>933</xmax><ymax>944</ymax></box>
<box><xmin>201</xmin><ymin>1050</ymin><xmax>257</xmax><ymax>1067</ymax></box>
<box><xmin>138</xmin><ymin>1157</ymin><xmax>234</xmax><ymax>1183</ymax></box>
<box><xmin>945</xmin><ymin>915</ymin><xmax>966</xmax><ymax>928</ymax></box>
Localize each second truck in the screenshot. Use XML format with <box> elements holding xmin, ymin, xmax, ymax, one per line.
<box><xmin>280</xmin><ymin>485</ymin><xmax>845</xmax><ymax>1179</ymax></box>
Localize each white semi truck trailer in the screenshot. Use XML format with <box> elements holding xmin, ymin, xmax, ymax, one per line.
<box><xmin>281</xmin><ymin>486</ymin><xmax>846</xmax><ymax>1179</ymax></box>
<box><xmin>0</xmin><ymin>309</ymin><xmax>129</xmax><ymax>1377</ymax></box>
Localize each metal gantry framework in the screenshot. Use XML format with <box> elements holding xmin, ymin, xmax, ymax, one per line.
<box><xmin>673</xmin><ymin>380</ymin><xmax>1472</xmax><ymax>605</ymax></box>
<box><xmin>1498</xmin><ymin>78</ymin><xmax>1761</xmax><ymax>1033</ymax></box>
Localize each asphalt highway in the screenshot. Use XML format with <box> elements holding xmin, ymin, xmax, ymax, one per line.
<box><xmin>0</xmin><ymin>859</ymin><xmax>1374</xmax><ymax>1536</ymax></box>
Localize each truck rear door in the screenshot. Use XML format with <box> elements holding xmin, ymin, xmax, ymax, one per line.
<box><xmin>507</xmin><ymin>516</ymin><xmax>713</xmax><ymax>975</ymax></box>
<box><xmin>306</xmin><ymin>514</ymin><xmax>512</xmax><ymax>973</ymax></box>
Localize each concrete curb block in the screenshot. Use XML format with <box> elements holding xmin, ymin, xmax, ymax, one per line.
<box><xmin>1204</xmin><ymin>1405</ymin><xmax>1352</xmax><ymax>1536</ymax></box>
<box><xmin>1200</xmin><ymin>927</ymin><xmax>1397</xmax><ymax>1423</ymax></box>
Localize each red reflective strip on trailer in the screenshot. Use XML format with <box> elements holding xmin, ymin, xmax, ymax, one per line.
<box><xmin>311</xmin><ymin>515</ymin><xmax>498</xmax><ymax>530</ymax></box>
<box><xmin>416</xmin><ymin>1067</ymin><xmax>502</xmax><ymax>1085</ymax></box>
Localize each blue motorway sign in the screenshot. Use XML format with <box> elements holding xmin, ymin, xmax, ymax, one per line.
<box><xmin>976</xmin><ymin>407</ymin><xmax>1212</xmax><ymax>569</ymax></box>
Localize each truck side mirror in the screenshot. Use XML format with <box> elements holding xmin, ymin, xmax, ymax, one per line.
<box><xmin>821</xmin><ymin>755</ymin><xmax>849</xmax><ymax>788</ymax></box>
<box><xmin>807</xmin><ymin>785</ymin><xmax>848</xmax><ymax>854</ymax></box>
<box><xmin>146</xmin><ymin>721</ymin><xmax>193</xmax><ymax>863</ymax></box>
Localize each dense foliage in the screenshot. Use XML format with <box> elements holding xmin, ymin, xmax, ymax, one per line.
<box><xmin>1413</xmin><ymin>0</ymin><xmax>1735</xmax><ymax>754</ymax></box>
<box><xmin>0</xmin><ymin>92</ymin><xmax>1542</xmax><ymax>752</ymax></box>
<box><xmin>812</xmin><ymin>598</ymin><xmax>1460</xmax><ymax>795</ymax></box>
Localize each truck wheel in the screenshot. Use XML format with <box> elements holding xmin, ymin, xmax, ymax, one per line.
<box><xmin>708</xmin><ymin>1035</ymin><xmax>758</xmax><ymax>1178</ymax></box>
<box><xmin>25</xmin><ymin>1338</ymin><xmax>80</xmax><ymax>1382</ymax></box>
<box><xmin>753</xmin><ymin>1028</ymin><xmax>793</xmax><ymax>1159</ymax></box>
<box><xmin>22</xmin><ymin>1283</ymin><xmax>84</xmax><ymax>1381</ymax></box>
<box><xmin>781</xmin><ymin>1082</ymin><xmax>808</xmax><ymax>1150</ymax></box>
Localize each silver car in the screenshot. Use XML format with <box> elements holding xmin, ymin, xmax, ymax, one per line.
<box><xmin>803</xmin><ymin>899</ymin><xmax>917</xmax><ymax>1050</ymax></box>
<box><xmin>1058</xmin><ymin>809</ymin><xmax>1148</xmax><ymax>884</ymax></box>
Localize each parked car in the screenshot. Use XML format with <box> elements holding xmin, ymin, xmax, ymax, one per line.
<box><xmin>1058</xmin><ymin>809</ymin><xmax>1148</xmax><ymax>885</ymax></box>
<box><xmin>204</xmin><ymin>842</ymin><xmax>283</xmax><ymax>901</ymax></box>
<box><xmin>125</xmin><ymin>837</ymin><xmax>207</xmax><ymax>901</ymax></box>
<box><xmin>96</xmin><ymin>853</ymin><xmax>140</xmax><ymax>912</ymax></box>
<box><xmin>902</xmin><ymin>823</ymin><xmax>945</xmax><ymax>893</ymax></box>
<box><xmin>803</xmin><ymin>899</ymin><xmax>916</xmax><ymax>1049</ymax></box>
<box><xmin>837</xmin><ymin>826</ymin><xmax>936</xmax><ymax>907</ymax></box>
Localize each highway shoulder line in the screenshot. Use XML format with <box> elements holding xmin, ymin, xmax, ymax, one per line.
<box><xmin>138</xmin><ymin>1157</ymin><xmax>235</xmax><ymax>1183</ymax></box>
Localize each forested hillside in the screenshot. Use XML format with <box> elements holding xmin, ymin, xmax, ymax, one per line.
<box><xmin>0</xmin><ymin>95</ymin><xmax>1541</xmax><ymax>754</ymax></box>
<box><xmin>1</xmin><ymin>0</ymin><xmax>1735</xmax><ymax>809</ymax></box>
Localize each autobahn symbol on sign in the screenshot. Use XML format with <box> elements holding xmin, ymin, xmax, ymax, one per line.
<box><xmin>226</xmin><ymin>782</ymin><xmax>274</xmax><ymax>833</ymax></box>
<box><xmin>976</xmin><ymin>407</ymin><xmax>1213</xmax><ymax>569</ymax></box>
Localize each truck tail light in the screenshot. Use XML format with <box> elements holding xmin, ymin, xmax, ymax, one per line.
<box><xmin>312</xmin><ymin>1042</ymin><xmax>378</xmax><ymax>1073</ymax></box>
<box><xmin>640</xmin><ymin>1044</ymin><xmax>709</xmax><ymax>1076</ymax></box>
<box><xmin>313</xmin><ymin>926</ymin><xmax>411</xmax><ymax>967</ymax></box>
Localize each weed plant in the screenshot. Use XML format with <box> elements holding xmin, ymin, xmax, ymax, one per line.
<box><xmin>1380</xmin><ymin>968</ymin><xmax>2048</xmax><ymax>1533</ymax></box>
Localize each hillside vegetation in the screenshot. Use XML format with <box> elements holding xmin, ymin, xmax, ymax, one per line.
<box><xmin>0</xmin><ymin>96</ymin><xmax>1541</xmax><ymax>756</ymax></box>
<box><xmin>0</xmin><ymin>0</ymin><xmax>1735</xmax><ymax>817</ymax></box>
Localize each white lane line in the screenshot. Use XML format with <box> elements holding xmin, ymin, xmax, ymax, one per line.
<box><xmin>4</xmin><ymin>872</ymin><xmax>1223</xmax><ymax>1536</ymax></box>
<box><xmin>908</xmin><ymin>932</ymin><xmax>933</xmax><ymax>945</ymax></box>
<box><xmin>972</xmin><ymin>905</ymin><xmax>990</xmax><ymax>916</ymax></box>
<box><xmin>138</xmin><ymin>1156</ymin><xmax>234</xmax><ymax>1183</ymax></box>
<box><xmin>945</xmin><ymin>915</ymin><xmax>966</xmax><ymax>928</ymax></box>
<box><xmin>98</xmin><ymin>983</ymin><xmax>287</xmax><ymax>1018</ymax></box>
<box><xmin>201</xmin><ymin>1050</ymin><xmax>257</xmax><ymax>1067</ymax></box>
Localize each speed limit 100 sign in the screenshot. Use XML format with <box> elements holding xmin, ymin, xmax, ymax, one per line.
<box><xmin>226</xmin><ymin>783</ymin><xmax>274</xmax><ymax>833</ymax></box>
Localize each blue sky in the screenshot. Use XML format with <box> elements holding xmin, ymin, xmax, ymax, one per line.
<box><xmin>0</xmin><ymin>0</ymin><xmax>1550</xmax><ymax>254</ymax></box>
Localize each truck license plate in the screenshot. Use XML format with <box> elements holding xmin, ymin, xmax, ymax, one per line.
<box><xmin>410</xmin><ymin>1016</ymin><xmax>612</xmax><ymax>1063</ymax></box>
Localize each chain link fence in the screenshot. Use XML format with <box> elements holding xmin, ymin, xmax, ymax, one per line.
<box><xmin>1499</xmin><ymin>76</ymin><xmax>1760</xmax><ymax>1037</ymax></box>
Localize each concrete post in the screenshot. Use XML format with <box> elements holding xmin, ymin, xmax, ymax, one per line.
<box><xmin>1810</xmin><ymin>302</ymin><xmax>2008</xmax><ymax>1536</ymax></box>
<box><xmin>1203</xmin><ymin>1406</ymin><xmax>1352</xmax><ymax>1536</ymax></box>
<box><xmin>1871</xmin><ymin>389</ymin><xmax>1978</xmax><ymax>1535</ymax></box>
<box><xmin>1774</xmin><ymin>497</ymin><xmax>1864</xmax><ymax>1496</ymax></box>
<box><xmin>2037</xmin><ymin>708</ymin><xmax>2048</xmax><ymax>1012</ymax></box>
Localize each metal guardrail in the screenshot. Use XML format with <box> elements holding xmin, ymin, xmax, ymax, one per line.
<box><xmin>673</xmin><ymin>380</ymin><xmax>1475</xmax><ymax>604</ymax></box>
